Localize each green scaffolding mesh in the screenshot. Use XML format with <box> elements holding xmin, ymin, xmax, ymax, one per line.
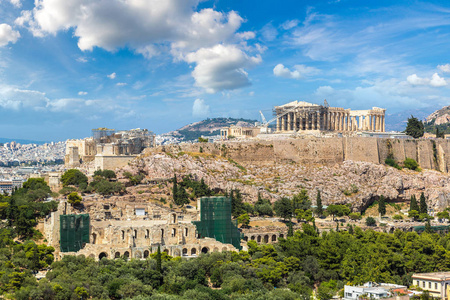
<box><xmin>60</xmin><ymin>214</ymin><xmax>90</xmax><ymax>252</ymax></box>
<box><xmin>192</xmin><ymin>196</ymin><xmax>242</xmax><ymax>250</ymax></box>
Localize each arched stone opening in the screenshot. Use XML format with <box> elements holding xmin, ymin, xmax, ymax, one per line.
<box><xmin>135</xmin><ymin>251</ymin><xmax>142</xmax><ymax>259</ymax></box>
<box><xmin>257</xmin><ymin>236</ymin><xmax>261</xmax><ymax>243</ymax></box>
<box><xmin>191</xmin><ymin>248</ymin><xmax>197</xmax><ymax>256</ymax></box>
<box><xmin>222</xmin><ymin>247</ymin><xmax>227</xmax><ymax>252</ymax></box>
<box><xmin>279</xmin><ymin>234</ymin><xmax>284</xmax><ymax>238</ymax></box>
<box><xmin>144</xmin><ymin>250</ymin><xmax>149</xmax><ymax>258</ymax></box>
<box><xmin>172</xmin><ymin>228</ymin><xmax>176</xmax><ymax>237</ymax></box>
<box><xmin>89</xmin><ymin>254</ymin><xmax>95</xmax><ymax>259</ymax></box>
<box><xmin>213</xmin><ymin>247</ymin><xmax>219</xmax><ymax>252</ymax></box>
<box><xmin>171</xmin><ymin>213</ymin><xmax>176</xmax><ymax>224</ymax></box>
<box><xmin>115</xmin><ymin>252</ymin><xmax>120</xmax><ymax>259</ymax></box>
<box><xmin>92</xmin><ymin>233</ymin><xmax>97</xmax><ymax>244</ymax></box>
<box><xmin>272</xmin><ymin>235</ymin><xmax>277</xmax><ymax>242</ymax></box>
<box><xmin>182</xmin><ymin>248</ymin><xmax>188</xmax><ymax>256</ymax></box>
<box><xmin>99</xmin><ymin>252</ymin><xmax>108</xmax><ymax>260</ymax></box>
<box><xmin>201</xmin><ymin>247</ymin><xmax>209</xmax><ymax>254</ymax></box>
<box><xmin>251</xmin><ymin>236</ymin><xmax>255</xmax><ymax>240</ymax></box>
<box><xmin>264</xmin><ymin>235</ymin><xmax>269</xmax><ymax>243</ymax></box>
<box><xmin>243</xmin><ymin>236</ymin><xmax>248</xmax><ymax>241</ymax></box>
<box><xmin>124</xmin><ymin>251</ymin><xmax>130</xmax><ymax>258</ymax></box>
<box><xmin>173</xmin><ymin>249</ymin><xmax>180</xmax><ymax>257</ymax></box>
<box><xmin>163</xmin><ymin>249</ymin><xmax>169</xmax><ymax>255</ymax></box>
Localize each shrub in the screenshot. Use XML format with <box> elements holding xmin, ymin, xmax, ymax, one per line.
<box><xmin>365</xmin><ymin>217</ymin><xmax>376</xmax><ymax>226</ymax></box>
<box><xmin>392</xmin><ymin>214</ymin><xmax>403</xmax><ymax>220</ymax></box>
<box><xmin>61</xmin><ymin>169</ymin><xmax>88</xmax><ymax>187</ymax></box>
<box><xmin>67</xmin><ymin>192</ymin><xmax>82</xmax><ymax>205</ymax></box>
<box><xmin>348</xmin><ymin>212</ymin><xmax>361</xmax><ymax>221</ymax></box>
<box><xmin>385</xmin><ymin>157</ymin><xmax>401</xmax><ymax>170</ymax></box>
<box><xmin>404</xmin><ymin>158</ymin><xmax>419</xmax><ymax>171</ymax></box>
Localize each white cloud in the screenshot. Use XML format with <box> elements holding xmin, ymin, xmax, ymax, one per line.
<box><xmin>273</xmin><ymin>64</ymin><xmax>301</xmax><ymax>79</ymax></box>
<box><xmin>273</xmin><ymin>64</ymin><xmax>319</xmax><ymax>79</ymax></box>
<box><xmin>407</xmin><ymin>73</ymin><xmax>447</xmax><ymax>87</ymax></box>
<box><xmin>16</xmin><ymin>0</ymin><xmax>260</xmax><ymax>93</ymax></box>
<box><xmin>76</xmin><ymin>57</ymin><xmax>88</xmax><ymax>63</ymax></box>
<box><xmin>0</xmin><ymin>85</ymin><xmax>47</xmax><ymax>110</ymax></box>
<box><xmin>0</xmin><ymin>24</ymin><xmax>20</xmax><ymax>47</ymax></box>
<box><xmin>315</xmin><ymin>86</ymin><xmax>335</xmax><ymax>97</ymax></box>
<box><xmin>249</xmin><ymin>91</ymin><xmax>254</xmax><ymax>96</ymax></box>
<box><xmin>260</xmin><ymin>23</ymin><xmax>277</xmax><ymax>41</ymax></box>
<box><xmin>78</xmin><ymin>91</ymin><xmax>87</xmax><ymax>96</ymax></box>
<box><xmin>107</xmin><ymin>72</ymin><xmax>116</xmax><ymax>79</ymax></box>
<box><xmin>281</xmin><ymin>19</ymin><xmax>299</xmax><ymax>30</ymax></box>
<box><xmin>438</xmin><ymin>64</ymin><xmax>450</xmax><ymax>73</ymax></box>
<box><xmin>116</xmin><ymin>82</ymin><xmax>127</xmax><ymax>86</ymax></box>
<box><xmin>192</xmin><ymin>98</ymin><xmax>210</xmax><ymax>117</ymax></box>
<box><xmin>9</xmin><ymin>0</ymin><xmax>21</xmax><ymax>7</ymax></box>
<box><xmin>430</xmin><ymin>73</ymin><xmax>447</xmax><ymax>87</ymax></box>
<box><xmin>185</xmin><ymin>44</ymin><xmax>261</xmax><ymax>93</ymax></box>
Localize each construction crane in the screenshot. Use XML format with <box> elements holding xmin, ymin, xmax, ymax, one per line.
<box><xmin>258</xmin><ymin>105</ymin><xmax>302</xmax><ymax>133</ymax></box>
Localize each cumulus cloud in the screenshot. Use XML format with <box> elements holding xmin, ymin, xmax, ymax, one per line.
<box><xmin>438</xmin><ymin>64</ymin><xmax>450</xmax><ymax>73</ymax></box>
<box><xmin>273</xmin><ymin>64</ymin><xmax>319</xmax><ymax>79</ymax></box>
<box><xmin>9</xmin><ymin>0</ymin><xmax>21</xmax><ymax>7</ymax></box>
<box><xmin>0</xmin><ymin>24</ymin><xmax>20</xmax><ymax>46</ymax></box>
<box><xmin>107</xmin><ymin>72</ymin><xmax>116</xmax><ymax>79</ymax></box>
<box><xmin>407</xmin><ymin>73</ymin><xmax>447</xmax><ymax>87</ymax></box>
<box><xmin>116</xmin><ymin>82</ymin><xmax>127</xmax><ymax>86</ymax></box>
<box><xmin>78</xmin><ymin>91</ymin><xmax>87</xmax><ymax>96</ymax></box>
<box><xmin>192</xmin><ymin>98</ymin><xmax>210</xmax><ymax>117</ymax></box>
<box><xmin>185</xmin><ymin>44</ymin><xmax>261</xmax><ymax>93</ymax></box>
<box><xmin>15</xmin><ymin>0</ymin><xmax>258</xmax><ymax>93</ymax></box>
<box><xmin>0</xmin><ymin>85</ymin><xmax>47</xmax><ymax>110</ymax></box>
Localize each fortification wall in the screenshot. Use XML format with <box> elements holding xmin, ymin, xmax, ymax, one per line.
<box><xmin>150</xmin><ymin>137</ymin><xmax>450</xmax><ymax>173</ymax></box>
<box><xmin>94</xmin><ymin>155</ymin><xmax>136</xmax><ymax>170</ymax></box>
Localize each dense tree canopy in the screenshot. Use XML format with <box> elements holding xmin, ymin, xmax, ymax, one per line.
<box><xmin>61</xmin><ymin>169</ymin><xmax>88</xmax><ymax>187</ymax></box>
<box><xmin>405</xmin><ymin>115</ymin><xmax>424</xmax><ymax>138</ymax></box>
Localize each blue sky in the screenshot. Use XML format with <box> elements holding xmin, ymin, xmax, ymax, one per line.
<box><xmin>1</xmin><ymin>0</ymin><xmax>450</xmax><ymax>141</ymax></box>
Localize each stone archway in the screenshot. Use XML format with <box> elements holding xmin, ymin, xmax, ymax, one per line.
<box><xmin>213</xmin><ymin>247</ymin><xmax>219</xmax><ymax>252</ymax></box>
<box><xmin>92</xmin><ymin>233</ymin><xmax>97</xmax><ymax>244</ymax></box>
<box><xmin>272</xmin><ymin>234</ymin><xmax>277</xmax><ymax>242</ymax></box>
<box><xmin>243</xmin><ymin>236</ymin><xmax>248</xmax><ymax>241</ymax></box>
<box><xmin>99</xmin><ymin>252</ymin><xmax>108</xmax><ymax>260</ymax></box>
<box><xmin>135</xmin><ymin>251</ymin><xmax>142</xmax><ymax>259</ymax></box>
<box><xmin>173</xmin><ymin>249</ymin><xmax>181</xmax><ymax>257</ymax></box>
<box><xmin>279</xmin><ymin>234</ymin><xmax>284</xmax><ymax>238</ymax></box>
<box><xmin>251</xmin><ymin>236</ymin><xmax>255</xmax><ymax>240</ymax></box>
<box><xmin>222</xmin><ymin>247</ymin><xmax>227</xmax><ymax>252</ymax></box>
<box><xmin>115</xmin><ymin>252</ymin><xmax>120</xmax><ymax>259</ymax></box>
<box><xmin>182</xmin><ymin>248</ymin><xmax>188</xmax><ymax>256</ymax></box>
<box><xmin>123</xmin><ymin>251</ymin><xmax>130</xmax><ymax>258</ymax></box>
<box><xmin>201</xmin><ymin>247</ymin><xmax>209</xmax><ymax>254</ymax></box>
<box><xmin>163</xmin><ymin>249</ymin><xmax>169</xmax><ymax>255</ymax></box>
<box><xmin>191</xmin><ymin>248</ymin><xmax>197</xmax><ymax>256</ymax></box>
<box><xmin>144</xmin><ymin>250</ymin><xmax>149</xmax><ymax>258</ymax></box>
<box><xmin>257</xmin><ymin>236</ymin><xmax>261</xmax><ymax>243</ymax></box>
<box><xmin>264</xmin><ymin>235</ymin><xmax>269</xmax><ymax>243</ymax></box>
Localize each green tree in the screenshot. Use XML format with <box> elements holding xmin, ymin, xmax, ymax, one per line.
<box><xmin>237</xmin><ymin>213</ymin><xmax>250</xmax><ymax>228</ymax></box>
<box><xmin>419</xmin><ymin>192</ymin><xmax>428</xmax><ymax>214</ymax></box>
<box><xmin>292</xmin><ymin>189</ymin><xmax>311</xmax><ymax>211</ymax></box>
<box><xmin>316</xmin><ymin>190</ymin><xmax>323</xmax><ymax>217</ymax></box>
<box><xmin>348</xmin><ymin>212</ymin><xmax>361</xmax><ymax>221</ymax></box>
<box><xmin>326</xmin><ymin>204</ymin><xmax>350</xmax><ymax>221</ymax></box>
<box><xmin>156</xmin><ymin>245</ymin><xmax>162</xmax><ymax>274</ymax></box>
<box><xmin>67</xmin><ymin>192</ymin><xmax>82</xmax><ymax>205</ymax></box>
<box><xmin>287</xmin><ymin>222</ymin><xmax>294</xmax><ymax>237</ymax></box>
<box><xmin>274</xmin><ymin>197</ymin><xmax>293</xmax><ymax>221</ymax></box>
<box><xmin>405</xmin><ymin>115</ymin><xmax>424</xmax><ymax>138</ymax></box>
<box><xmin>437</xmin><ymin>211</ymin><xmax>449</xmax><ymax>220</ymax></box>
<box><xmin>410</xmin><ymin>195</ymin><xmax>419</xmax><ymax>212</ymax></box>
<box><xmin>94</xmin><ymin>169</ymin><xmax>116</xmax><ymax>179</ymax></box>
<box><xmin>436</xmin><ymin>127</ymin><xmax>445</xmax><ymax>138</ymax></box>
<box><xmin>230</xmin><ymin>189</ymin><xmax>245</xmax><ymax>218</ymax></box>
<box><xmin>176</xmin><ymin>186</ymin><xmax>189</xmax><ymax>206</ymax></box>
<box><xmin>61</xmin><ymin>169</ymin><xmax>88</xmax><ymax>187</ymax></box>
<box><xmin>409</xmin><ymin>210</ymin><xmax>419</xmax><ymax>221</ymax></box>
<box><xmin>424</xmin><ymin>220</ymin><xmax>432</xmax><ymax>234</ymax></box>
<box><xmin>404</xmin><ymin>158</ymin><xmax>419</xmax><ymax>171</ymax></box>
<box><xmin>378</xmin><ymin>195</ymin><xmax>386</xmax><ymax>216</ymax></box>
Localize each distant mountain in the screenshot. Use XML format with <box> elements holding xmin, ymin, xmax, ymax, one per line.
<box><xmin>0</xmin><ymin>137</ymin><xmax>50</xmax><ymax>145</ymax></box>
<box><xmin>167</xmin><ymin>117</ymin><xmax>258</xmax><ymax>141</ymax></box>
<box><xmin>385</xmin><ymin>107</ymin><xmax>436</xmax><ymax>132</ymax></box>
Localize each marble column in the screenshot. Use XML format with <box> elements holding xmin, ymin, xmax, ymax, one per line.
<box><xmin>277</xmin><ymin>116</ymin><xmax>280</xmax><ymax>132</ymax></box>
<box><xmin>381</xmin><ymin>115</ymin><xmax>385</xmax><ymax>132</ymax></box>
<box><xmin>281</xmin><ymin>115</ymin><xmax>285</xmax><ymax>131</ymax></box>
<box><xmin>314</xmin><ymin>112</ymin><xmax>318</xmax><ymax>130</ymax></box>
<box><xmin>293</xmin><ymin>112</ymin><xmax>298</xmax><ymax>131</ymax></box>
<box><xmin>287</xmin><ymin>112</ymin><xmax>291</xmax><ymax>131</ymax></box>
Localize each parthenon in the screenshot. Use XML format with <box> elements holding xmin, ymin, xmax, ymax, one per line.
<box><xmin>275</xmin><ymin>101</ymin><xmax>386</xmax><ymax>133</ymax></box>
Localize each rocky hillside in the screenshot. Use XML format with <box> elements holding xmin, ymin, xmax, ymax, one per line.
<box><xmin>117</xmin><ymin>150</ymin><xmax>450</xmax><ymax>212</ymax></box>
<box><xmin>426</xmin><ymin>105</ymin><xmax>450</xmax><ymax>125</ymax></box>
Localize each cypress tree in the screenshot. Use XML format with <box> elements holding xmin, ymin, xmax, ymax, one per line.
<box><xmin>378</xmin><ymin>195</ymin><xmax>386</xmax><ymax>216</ymax></box>
<box><xmin>419</xmin><ymin>192</ymin><xmax>428</xmax><ymax>214</ymax></box>
<box><xmin>156</xmin><ymin>245</ymin><xmax>162</xmax><ymax>274</ymax></box>
<box><xmin>410</xmin><ymin>195</ymin><xmax>419</xmax><ymax>212</ymax></box>
<box><xmin>316</xmin><ymin>190</ymin><xmax>323</xmax><ymax>217</ymax></box>
<box><xmin>348</xmin><ymin>224</ymin><xmax>354</xmax><ymax>235</ymax></box>
<box><xmin>287</xmin><ymin>222</ymin><xmax>294</xmax><ymax>237</ymax></box>
<box><xmin>172</xmin><ymin>175</ymin><xmax>178</xmax><ymax>204</ymax></box>
<box><xmin>424</xmin><ymin>220</ymin><xmax>432</xmax><ymax>234</ymax></box>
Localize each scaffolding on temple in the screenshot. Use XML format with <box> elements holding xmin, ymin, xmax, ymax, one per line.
<box><xmin>60</xmin><ymin>214</ymin><xmax>90</xmax><ymax>252</ymax></box>
<box><xmin>193</xmin><ymin>196</ymin><xmax>242</xmax><ymax>250</ymax></box>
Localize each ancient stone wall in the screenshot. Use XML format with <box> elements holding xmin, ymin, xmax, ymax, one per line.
<box><xmin>149</xmin><ymin>137</ymin><xmax>450</xmax><ymax>173</ymax></box>
<box><xmin>94</xmin><ymin>155</ymin><xmax>136</xmax><ymax>170</ymax></box>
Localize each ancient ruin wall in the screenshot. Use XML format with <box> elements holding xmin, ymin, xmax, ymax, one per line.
<box><xmin>150</xmin><ymin>137</ymin><xmax>450</xmax><ymax>172</ymax></box>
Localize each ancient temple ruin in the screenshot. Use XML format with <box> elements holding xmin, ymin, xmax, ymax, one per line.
<box><xmin>275</xmin><ymin>101</ymin><xmax>386</xmax><ymax>133</ymax></box>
